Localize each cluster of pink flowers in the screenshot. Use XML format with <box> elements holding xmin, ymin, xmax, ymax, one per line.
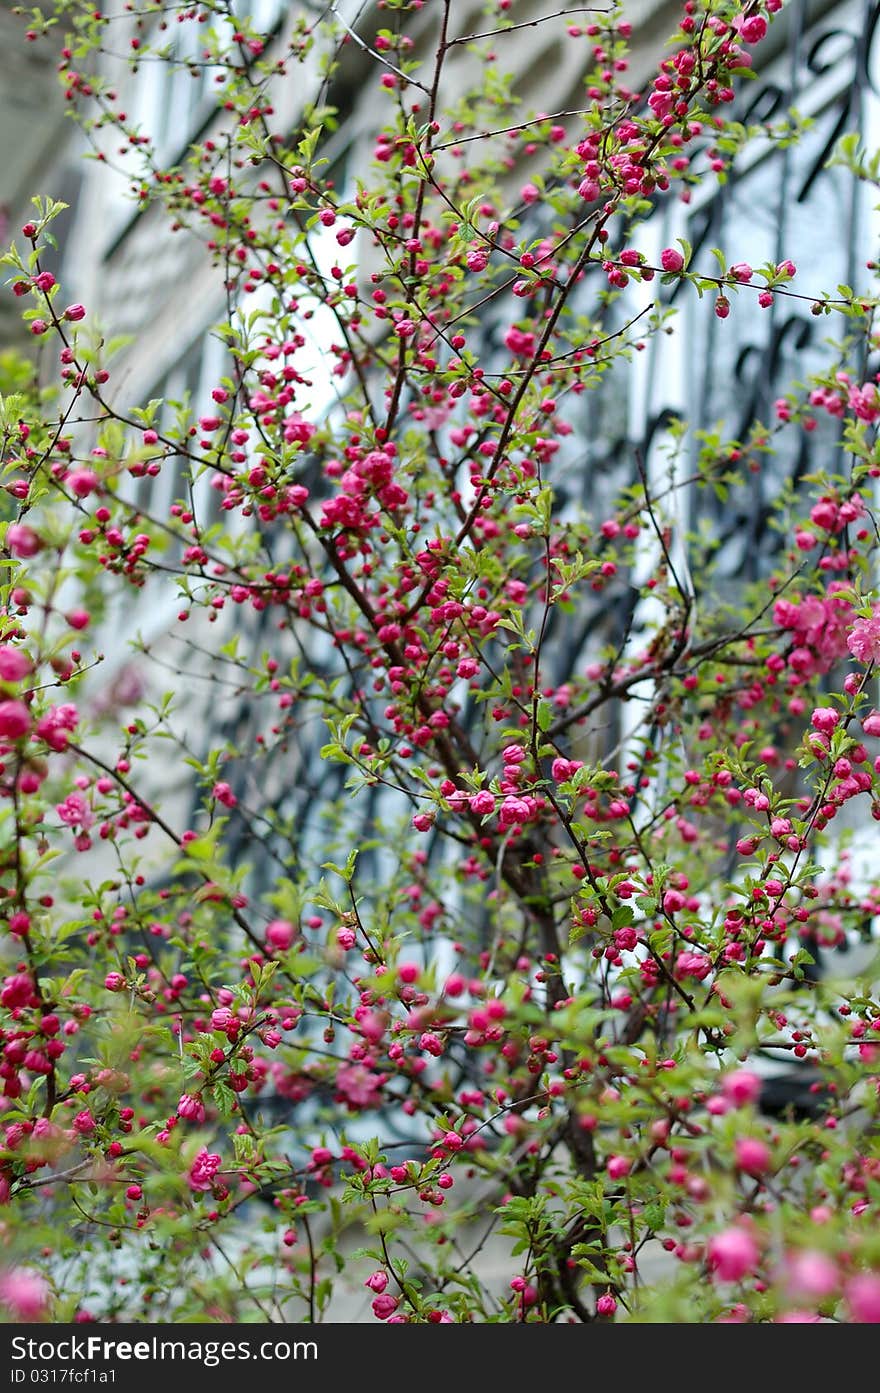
<box><xmin>772</xmin><ymin>585</ymin><xmax>854</xmax><ymax>678</ymax></box>
<box><xmin>847</xmin><ymin>606</ymin><xmax>880</xmax><ymax>665</ymax></box>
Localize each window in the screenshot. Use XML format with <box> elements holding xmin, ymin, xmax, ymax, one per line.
<box><xmin>640</xmin><ymin>0</ymin><xmax>880</xmax><ymax>585</ymax></box>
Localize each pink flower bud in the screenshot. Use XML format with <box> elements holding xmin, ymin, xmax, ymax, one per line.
<box><xmin>660</xmin><ymin>247</ymin><xmax>685</xmax><ymax>273</ymax></box>
<box><xmin>0</xmin><ymin>645</ymin><xmax>31</xmax><ymax>681</ymax></box>
<box><xmin>67</xmin><ymin>470</ymin><xmax>100</xmax><ymax>499</ymax></box>
<box><xmin>811</xmin><ymin>707</ymin><xmax>839</xmax><ymax>733</ymax></box>
<box><xmin>63</xmin><ymin>303</ymin><xmax>86</xmax><ymax>322</ymax></box>
<box><xmin>265</xmin><ymin>919</ymin><xmax>296</xmax><ymax>950</ymax></box>
<box><xmin>721</xmin><ymin>1070</ymin><xmax>762</xmax><ymax>1106</ymax></box>
<box><xmin>862</xmin><ymin>711</ymin><xmax>880</xmax><ymax>737</ymax></box>
<box><xmin>6</xmin><ymin>523</ymin><xmax>42</xmax><ymax>557</ymax></box>
<box><xmin>739</xmin><ymin>15</ymin><xmax>767</xmax><ymax>43</ymax></box>
<box><xmin>735</xmin><ymin>1137</ymin><xmax>771</xmax><ymax>1176</ymax></box>
<box><xmin>371</xmin><ymin>1294</ymin><xmax>399</xmax><ymax>1320</ymax></box>
<box><xmin>177</xmin><ymin>1093</ymin><xmax>206</xmax><ymax>1123</ymax></box>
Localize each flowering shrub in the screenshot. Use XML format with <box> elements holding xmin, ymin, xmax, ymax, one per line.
<box><xmin>1</xmin><ymin>0</ymin><xmax>880</xmax><ymax>1324</ymax></box>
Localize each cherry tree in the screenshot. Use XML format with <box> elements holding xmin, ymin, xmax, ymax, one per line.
<box><xmin>1</xmin><ymin>0</ymin><xmax>879</xmax><ymax>1323</ymax></box>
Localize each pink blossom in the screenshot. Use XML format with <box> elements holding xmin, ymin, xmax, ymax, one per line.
<box><xmin>265</xmin><ymin>919</ymin><xmax>296</xmax><ymax>950</ymax></box>
<box><xmin>188</xmin><ymin>1148</ymin><xmax>222</xmax><ymax>1192</ymax></box>
<box><xmin>212</xmin><ymin>781</ymin><xmax>237</xmax><ymax>808</ymax></box>
<box><xmin>660</xmin><ymin>247</ymin><xmax>684</xmax><ymax>273</ymax></box>
<box><xmin>845</xmin><ymin>1273</ymin><xmax>880</xmax><ymax>1322</ymax></box>
<box><xmin>502</xmin><ymin>744</ymin><xmax>527</xmax><ymax>763</ymax></box>
<box><xmin>0</xmin><ymin>1267</ymin><xmax>50</xmax><ymax>1319</ymax></box>
<box><xmin>371</xmin><ymin>1293</ymin><xmax>399</xmax><ymax>1320</ymax></box>
<box><xmin>56</xmin><ymin>792</ymin><xmax>94</xmax><ymax>830</ymax></box>
<box><xmin>0</xmin><ymin>645</ymin><xmax>31</xmax><ymax>681</ymax></box>
<box><xmin>504</xmin><ymin>326</ymin><xmax>536</xmax><ymax>356</ymax></box>
<box><xmin>5</xmin><ymin>523</ymin><xmax>41</xmax><ymax>557</ymax></box>
<box><xmin>649</xmin><ymin>89</ymin><xmax>673</xmax><ymax>120</ymax></box>
<box><xmin>708</xmin><ymin>1227</ymin><xmax>759</xmax><ymax>1281</ymax></box>
<box><xmin>737</xmin><ymin>14</ymin><xmax>767</xmax><ymax>43</ymax></box>
<box><xmin>774</xmin><ymin>587</ymin><xmax>854</xmax><ymax>673</ymax></box>
<box><xmin>721</xmin><ymin>1069</ymin><xmax>762</xmax><ymax>1107</ymax></box>
<box><xmin>35</xmin><ymin>702</ymin><xmax>79</xmax><ymax>751</ymax></box>
<box><xmin>551</xmin><ymin>757</ymin><xmax>582</xmax><ymax>781</ymax></box>
<box><xmin>365</xmin><ymin>1271</ymin><xmax>388</xmax><ymax>1293</ymax></box>
<box><xmin>848</xmin><ymin>383</ymin><xmax>880</xmax><ymax>422</ymax></box>
<box><xmin>674</xmin><ymin>949</ymin><xmax>712</xmax><ymax>981</ymax></box>
<box><xmin>735</xmin><ymin>1137</ymin><xmax>771</xmax><ymax>1176</ymax></box>
<box><xmin>811</xmin><ymin>707</ymin><xmax>839</xmax><ymax>733</ymax></box>
<box><xmin>0</xmin><ymin>700</ymin><xmax>32</xmax><ymax>740</ymax></box>
<box><xmin>0</xmin><ymin>972</ymin><xmax>38</xmax><ymax>1008</ymax></box>
<box><xmin>848</xmin><ymin>609</ymin><xmax>880</xmax><ymax>665</ymax></box>
<box><xmin>67</xmin><ymin>469</ymin><xmax>100</xmax><ymax>498</ymax></box>
<box><xmin>335</xmin><ymin>1064</ymin><xmax>384</xmax><ymax>1108</ymax></box>
<box><xmin>469</xmin><ymin>789</ymin><xmax>495</xmax><ymax>815</ymax></box>
<box><xmin>783</xmin><ymin>1250</ymin><xmax>838</xmax><ymax>1301</ymax></box>
<box><xmin>177</xmin><ymin>1093</ymin><xmax>207</xmax><ymax>1123</ymax></box>
<box><xmin>498</xmin><ymin>795</ymin><xmax>535</xmax><ymax>827</ymax></box>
